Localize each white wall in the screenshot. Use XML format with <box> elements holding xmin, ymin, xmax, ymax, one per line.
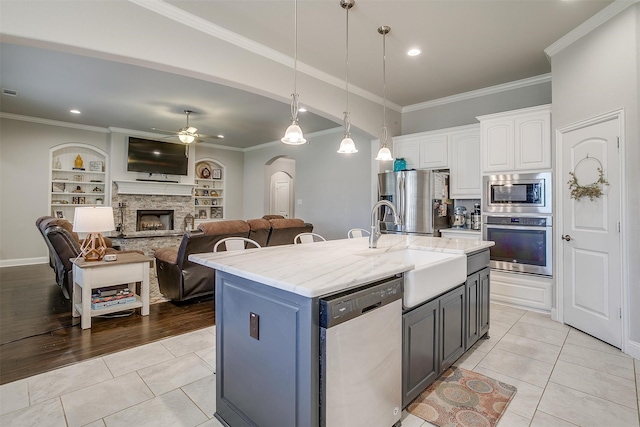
<box><xmin>550</xmin><ymin>4</ymin><xmax>639</xmax><ymax>349</ymax></box>
<box><xmin>243</xmin><ymin>129</ymin><xmax>372</xmax><ymax>240</ymax></box>
<box><xmin>0</xmin><ymin>117</ymin><xmax>109</xmax><ymax>264</ymax></box>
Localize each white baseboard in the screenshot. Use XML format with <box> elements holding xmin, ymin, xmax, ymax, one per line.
<box><xmin>624</xmin><ymin>339</ymin><xmax>640</xmax><ymax>360</ymax></box>
<box><xmin>0</xmin><ymin>257</ymin><xmax>48</xmax><ymax>268</ymax></box>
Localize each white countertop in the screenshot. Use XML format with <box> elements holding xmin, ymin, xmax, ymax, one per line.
<box><xmin>440</xmin><ymin>228</ymin><xmax>481</xmax><ymax>234</ymax></box>
<box><xmin>189</xmin><ymin>234</ymin><xmax>494</xmax><ymax>298</ymax></box>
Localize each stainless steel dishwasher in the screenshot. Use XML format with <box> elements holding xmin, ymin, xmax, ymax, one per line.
<box><xmin>319</xmin><ymin>277</ymin><xmax>403</xmax><ymax>427</ymax></box>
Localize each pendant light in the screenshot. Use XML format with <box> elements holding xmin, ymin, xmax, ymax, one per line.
<box><xmin>337</xmin><ymin>0</ymin><xmax>357</xmax><ymax>154</ymax></box>
<box><xmin>375</xmin><ymin>25</ymin><xmax>394</xmax><ymax>161</ymax></box>
<box><xmin>281</xmin><ymin>0</ymin><xmax>307</xmax><ymax>145</ymax></box>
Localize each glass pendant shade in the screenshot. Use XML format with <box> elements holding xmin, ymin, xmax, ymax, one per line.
<box><xmin>337</xmin><ymin>136</ymin><xmax>357</xmax><ymax>153</ymax></box>
<box><xmin>179</xmin><ymin>132</ymin><xmax>195</xmax><ymax>144</ymax></box>
<box><xmin>281</xmin><ymin>121</ymin><xmax>307</xmax><ymax>145</ymax></box>
<box><xmin>375</xmin><ymin>146</ymin><xmax>393</xmax><ymax>161</ymax></box>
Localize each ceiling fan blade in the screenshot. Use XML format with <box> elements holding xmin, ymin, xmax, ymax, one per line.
<box><xmin>152</xmin><ymin>127</ymin><xmax>179</xmax><ymax>134</ymax></box>
<box><xmin>197</xmin><ymin>133</ymin><xmax>225</xmax><ymax>140</ymax></box>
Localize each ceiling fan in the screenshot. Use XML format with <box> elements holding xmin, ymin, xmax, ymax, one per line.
<box><xmin>153</xmin><ymin>110</ymin><xmax>224</xmax><ymax>144</ymax></box>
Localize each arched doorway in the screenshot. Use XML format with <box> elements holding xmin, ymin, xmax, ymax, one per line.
<box><xmin>264</xmin><ymin>156</ymin><xmax>295</xmax><ymax>218</ymax></box>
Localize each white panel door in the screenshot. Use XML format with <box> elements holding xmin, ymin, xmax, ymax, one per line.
<box><xmin>273</xmin><ymin>180</ymin><xmax>291</xmax><ymax>218</ymax></box>
<box><xmin>561</xmin><ymin>117</ymin><xmax>621</xmax><ymax>348</ymax></box>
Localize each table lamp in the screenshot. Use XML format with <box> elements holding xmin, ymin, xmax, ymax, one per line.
<box><xmin>73</xmin><ymin>206</ymin><xmax>115</xmax><ymax>261</ymax></box>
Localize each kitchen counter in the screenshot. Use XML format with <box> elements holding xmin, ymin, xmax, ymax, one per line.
<box><xmin>189</xmin><ymin>234</ymin><xmax>493</xmax><ymax>298</ymax></box>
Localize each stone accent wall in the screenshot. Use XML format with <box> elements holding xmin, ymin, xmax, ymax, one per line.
<box><xmin>111</xmin><ymin>234</ymin><xmax>183</xmax><ymax>257</ymax></box>
<box><xmin>111</xmin><ymin>183</ymin><xmax>194</xmax><ymax>236</ymax></box>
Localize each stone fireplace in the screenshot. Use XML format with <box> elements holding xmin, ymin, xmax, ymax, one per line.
<box><xmin>110</xmin><ymin>183</ymin><xmax>194</xmax><ymax>256</ymax></box>
<box><xmin>136</xmin><ymin>209</ymin><xmax>174</xmax><ymax>232</ymax></box>
<box><xmin>111</xmin><ymin>183</ymin><xmax>193</xmax><ymax>236</ymax></box>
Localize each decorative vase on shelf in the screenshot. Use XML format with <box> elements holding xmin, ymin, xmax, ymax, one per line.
<box><xmin>73</xmin><ymin>155</ymin><xmax>84</xmax><ymax>170</ymax></box>
<box><xmin>393</xmin><ymin>158</ymin><xmax>406</xmax><ymax>172</ymax></box>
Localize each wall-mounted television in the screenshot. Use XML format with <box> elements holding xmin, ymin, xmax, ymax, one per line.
<box><xmin>127</xmin><ymin>137</ymin><xmax>189</xmax><ymax>176</ymax></box>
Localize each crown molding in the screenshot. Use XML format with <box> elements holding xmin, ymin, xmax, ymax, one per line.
<box><xmin>244</xmin><ymin>126</ymin><xmax>343</xmax><ymax>152</ymax></box>
<box><xmin>545</xmin><ymin>0</ymin><xmax>639</xmax><ymax>59</ymax></box>
<box><xmin>0</xmin><ymin>112</ymin><xmax>110</xmax><ymax>133</ymax></box>
<box><xmin>127</xmin><ymin>0</ymin><xmax>402</xmax><ymax>113</ymax></box>
<box><xmin>402</xmin><ymin>74</ymin><xmax>552</xmax><ymax>113</ymax></box>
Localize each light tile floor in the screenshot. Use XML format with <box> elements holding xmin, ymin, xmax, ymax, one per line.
<box><xmin>1</xmin><ymin>303</ymin><xmax>638</xmax><ymax>426</ymax></box>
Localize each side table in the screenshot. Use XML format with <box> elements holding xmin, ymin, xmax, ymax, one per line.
<box><xmin>71</xmin><ymin>252</ymin><xmax>154</xmax><ymax>329</ymax></box>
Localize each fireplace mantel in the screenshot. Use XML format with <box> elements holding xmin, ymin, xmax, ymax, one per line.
<box><xmin>115</xmin><ymin>180</ymin><xmax>194</xmax><ymax>196</ymax></box>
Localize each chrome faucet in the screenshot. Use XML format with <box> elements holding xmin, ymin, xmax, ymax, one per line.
<box><xmin>370</xmin><ymin>200</ymin><xmax>400</xmax><ymax>248</ymax></box>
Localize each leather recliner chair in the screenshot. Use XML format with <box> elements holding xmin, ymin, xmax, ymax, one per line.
<box><xmin>36</xmin><ymin>216</ymin><xmax>117</xmax><ymax>299</ymax></box>
<box><xmin>154</xmin><ymin>220</ymin><xmax>251</xmax><ymax>301</ymax></box>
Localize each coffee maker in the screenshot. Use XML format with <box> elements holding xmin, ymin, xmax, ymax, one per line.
<box><xmin>471</xmin><ymin>203</ymin><xmax>481</xmax><ymax>230</ymax></box>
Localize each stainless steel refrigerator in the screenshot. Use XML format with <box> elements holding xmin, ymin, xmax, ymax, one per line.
<box><xmin>378</xmin><ymin>170</ymin><xmax>451</xmax><ymax>236</ymax></box>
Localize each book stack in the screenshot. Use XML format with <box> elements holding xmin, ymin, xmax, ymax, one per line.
<box><xmin>91</xmin><ymin>286</ymin><xmax>136</xmax><ymax>310</ymax></box>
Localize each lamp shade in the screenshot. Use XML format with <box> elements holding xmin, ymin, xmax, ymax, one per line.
<box><xmin>337</xmin><ymin>137</ymin><xmax>358</xmax><ymax>153</ymax></box>
<box><xmin>281</xmin><ymin>123</ymin><xmax>307</xmax><ymax>145</ymax></box>
<box><xmin>375</xmin><ymin>146</ymin><xmax>394</xmax><ymax>161</ymax></box>
<box><xmin>73</xmin><ymin>207</ymin><xmax>115</xmax><ymax>233</ymax></box>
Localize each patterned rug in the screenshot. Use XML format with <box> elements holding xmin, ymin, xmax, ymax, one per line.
<box><xmin>407</xmin><ymin>367</ymin><xmax>517</xmax><ymax>427</ymax></box>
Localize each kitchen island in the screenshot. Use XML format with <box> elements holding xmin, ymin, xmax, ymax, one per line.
<box><xmin>190</xmin><ymin>234</ymin><xmax>494</xmax><ymax>427</ymax></box>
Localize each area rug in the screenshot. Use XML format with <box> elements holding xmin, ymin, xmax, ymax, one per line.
<box><xmin>148</xmin><ymin>267</ymin><xmax>170</xmax><ymax>304</ymax></box>
<box><xmin>407</xmin><ymin>367</ymin><xmax>517</xmax><ymax>427</ymax></box>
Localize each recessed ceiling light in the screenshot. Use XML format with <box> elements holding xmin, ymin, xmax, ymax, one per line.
<box><xmin>70</xmin><ymin>109</ymin><xmax>81</xmax><ymax>114</ymax></box>
<box><xmin>407</xmin><ymin>48</ymin><xmax>421</xmax><ymax>57</ymax></box>
<box><xmin>298</xmin><ymin>107</ymin><xmax>307</xmax><ymax>112</ymax></box>
<box><xmin>217</xmin><ymin>135</ymin><xmax>224</xmax><ymax>139</ymax></box>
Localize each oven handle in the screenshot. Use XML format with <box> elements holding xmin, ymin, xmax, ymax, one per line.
<box><xmin>485</xmin><ymin>224</ymin><xmax>551</xmax><ymax>231</ymax></box>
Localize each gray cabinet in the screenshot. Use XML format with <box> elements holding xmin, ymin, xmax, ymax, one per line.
<box><xmin>402</xmin><ymin>298</ymin><xmax>439</xmax><ymax>407</ymax></box>
<box><xmin>215</xmin><ymin>271</ymin><xmax>319</xmax><ymax>427</ymax></box>
<box><xmin>401</xmin><ymin>284</ymin><xmax>465</xmax><ymax>408</ymax></box>
<box><xmin>440</xmin><ymin>285</ymin><xmax>465</xmax><ymax>373</ymax></box>
<box><xmin>465</xmin><ymin>250</ymin><xmax>491</xmax><ymax>350</ymax></box>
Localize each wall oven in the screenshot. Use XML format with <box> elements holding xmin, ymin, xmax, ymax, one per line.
<box><xmin>483</xmin><ymin>172</ymin><xmax>552</xmax><ymax>214</ymax></box>
<box><xmin>483</xmin><ymin>215</ymin><xmax>552</xmax><ymax>276</ymax></box>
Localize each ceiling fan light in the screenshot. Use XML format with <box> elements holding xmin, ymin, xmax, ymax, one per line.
<box><xmin>337</xmin><ymin>136</ymin><xmax>357</xmax><ymax>153</ymax></box>
<box><xmin>179</xmin><ymin>132</ymin><xmax>195</xmax><ymax>144</ymax></box>
<box><xmin>281</xmin><ymin>122</ymin><xmax>307</xmax><ymax>145</ymax></box>
<box><xmin>375</xmin><ymin>146</ymin><xmax>393</xmax><ymax>161</ymax></box>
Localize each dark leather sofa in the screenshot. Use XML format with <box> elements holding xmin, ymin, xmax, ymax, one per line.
<box><xmin>153</xmin><ymin>217</ymin><xmax>313</xmax><ymax>302</ymax></box>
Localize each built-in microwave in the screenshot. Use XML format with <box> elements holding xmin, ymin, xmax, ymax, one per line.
<box><xmin>483</xmin><ymin>172</ymin><xmax>552</xmax><ymax>214</ymax></box>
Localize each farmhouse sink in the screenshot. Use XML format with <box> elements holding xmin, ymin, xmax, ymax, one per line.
<box><xmin>359</xmin><ymin>249</ymin><xmax>467</xmax><ymax>308</ymax></box>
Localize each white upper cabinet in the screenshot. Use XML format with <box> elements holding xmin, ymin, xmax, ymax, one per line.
<box><xmin>449</xmin><ymin>126</ymin><xmax>481</xmax><ymax>199</ymax></box>
<box><xmin>393</xmin><ymin>132</ymin><xmax>449</xmax><ymax>170</ymax></box>
<box><xmin>393</xmin><ymin>137</ymin><xmax>420</xmax><ymax>169</ymax></box>
<box><xmin>478</xmin><ymin>105</ymin><xmax>551</xmax><ymax>173</ymax></box>
<box><xmin>419</xmin><ymin>134</ymin><xmax>449</xmax><ymax>169</ymax></box>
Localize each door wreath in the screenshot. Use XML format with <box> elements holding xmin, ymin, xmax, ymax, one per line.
<box><xmin>567</xmin><ymin>156</ymin><xmax>609</xmax><ymax>201</ymax></box>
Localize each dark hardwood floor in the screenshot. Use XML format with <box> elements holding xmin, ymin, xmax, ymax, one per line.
<box><xmin>0</xmin><ymin>263</ymin><xmax>214</xmax><ymax>385</ymax></box>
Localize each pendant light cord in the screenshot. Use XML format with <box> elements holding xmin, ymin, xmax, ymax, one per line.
<box><xmin>381</xmin><ymin>27</ymin><xmax>388</xmax><ymax>146</ymax></box>
<box><xmin>344</xmin><ymin>2</ymin><xmax>351</xmax><ymax>136</ymax></box>
<box><xmin>291</xmin><ymin>0</ymin><xmax>299</xmax><ymax>122</ymax></box>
